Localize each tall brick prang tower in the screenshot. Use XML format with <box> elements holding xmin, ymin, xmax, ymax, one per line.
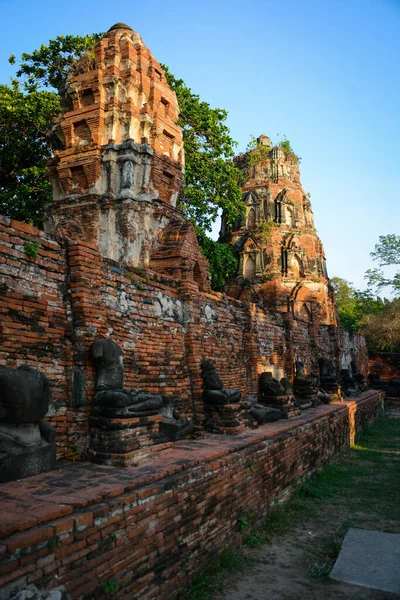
<box><xmin>45</xmin><ymin>22</ymin><xmax>208</xmax><ymax>286</ymax></box>
<box><xmin>225</xmin><ymin>135</ymin><xmax>337</xmax><ymax>326</ymax></box>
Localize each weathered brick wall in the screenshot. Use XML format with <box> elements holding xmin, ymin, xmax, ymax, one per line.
<box><xmin>338</xmin><ymin>328</ymin><xmax>369</xmax><ymax>374</ymax></box>
<box><xmin>368</xmin><ymin>351</ymin><xmax>400</xmax><ymax>380</ymax></box>
<box><xmin>0</xmin><ymin>220</ymin><xmax>368</xmax><ymax>457</ymax></box>
<box><xmin>0</xmin><ymin>217</ymin><xmax>79</xmax><ymax>457</ymax></box>
<box><xmin>0</xmin><ymin>392</ymin><xmax>383</xmax><ymax>600</ymax></box>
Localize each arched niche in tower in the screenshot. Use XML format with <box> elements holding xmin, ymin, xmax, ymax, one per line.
<box><xmin>73</xmin><ymin>120</ymin><xmax>92</xmax><ymax>146</ymax></box>
<box><xmin>247</xmin><ymin>207</ymin><xmax>256</xmax><ymax>230</ymax></box>
<box><xmin>263</xmin><ymin>199</ymin><xmax>269</xmax><ymax>220</ymax></box>
<box><xmin>284</xmin><ymin>204</ymin><xmax>296</xmax><ymax>227</ymax></box>
<box><xmin>298</xmin><ymin>302</ymin><xmax>312</xmax><ymax>322</ymax></box>
<box><xmin>292</xmin><ymin>254</ymin><xmax>305</xmax><ymax>278</ymax></box>
<box><xmin>244</xmin><ymin>254</ymin><xmax>256</xmax><ymax>280</ymax></box>
<box><xmin>303</xmin><ymin>205</ymin><xmax>314</xmax><ymax>227</ymax></box>
<box><xmin>193</xmin><ymin>262</ymin><xmax>202</xmax><ymax>287</ymax></box>
<box><xmin>274</xmin><ymin>189</ymin><xmax>287</xmax><ymax>223</ymax></box>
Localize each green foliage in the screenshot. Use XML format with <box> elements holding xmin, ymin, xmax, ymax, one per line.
<box><xmin>178</xmin><ymin>550</ymin><xmax>250</xmax><ymax>600</ymax></box>
<box><xmin>365</xmin><ymin>234</ymin><xmax>400</xmax><ymax>296</ymax></box>
<box><xmin>162</xmin><ymin>65</ymin><xmax>245</xmax><ymax>233</ymax></box>
<box><xmin>47</xmin><ymin>534</ymin><xmax>61</xmax><ymax>548</ymax></box>
<box><xmin>10</xmin><ymin>33</ymin><xmax>103</xmax><ymax>95</ymax></box>
<box><xmin>0</xmin><ymin>83</ymin><xmax>60</xmax><ymax>226</ymax></box>
<box><xmin>2</xmin><ymin>33</ymin><xmax>101</xmax><ymax>226</ymax></box>
<box><xmin>104</xmin><ymin>579</ymin><xmax>118</xmax><ymax>595</ymax></box>
<box><xmin>196</xmin><ymin>229</ymin><xmax>238</xmax><ymax>290</ymax></box>
<box><xmin>330</xmin><ymin>275</ymin><xmax>400</xmax><ymax>351</ymax></box>
<box><xmin>278</xmin><ymin>137</ymin><xmax>300</xmax><ymax>163</ymax></box>
<box><xmin>254</xmin><ymin>220</ymin><xmax>280</xmax><ymax>242</ymax></box>
<box><xmin>329</xmin><ymin>277</ymin><xmax>386</xmax><ymax>333</ymax></box>
<box><xmin>237</xmin><ymin>515</ymin><xmax>251</xmax><ymax>532</ymax></box>
<box><xmin>24</xmin><ymin>238</ymin><xmax>41</xmax><ymax>257</ymax></box>
<box><xmin>358</xmin><ymin>298</ymin><xmax>400</xmax><ymax>352</ymax></box>
<box><xmin>245</xmin><ymin>134</ymin><xmax>271</xmax><ymax>174</ymax></box>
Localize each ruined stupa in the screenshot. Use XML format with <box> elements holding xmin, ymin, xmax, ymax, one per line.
<box><xmin>225</xmin><ymin>135</ymin><xmax>338</xmax><ymax>326</ymax></box>
<box><xmin>45</xmin><ymin>24</ymin><xmax>209</xmax><ymax>288</ymax></box>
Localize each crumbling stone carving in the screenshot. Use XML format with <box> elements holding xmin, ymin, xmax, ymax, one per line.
<box><xmin>200</xmin><ymin>359</ymin><xmax>246</xmax><ymax>434</ymax></box>
<box><xmin>89</xmin><ymin>339</ymin><xmax>193</xmax><ymax>465</ymax></box>
<box><xmin>318</xmin><ymin>357</ymin><xmax>340</xmax><ymax>401</ymax></box>
<box><xmin>0</xmin><ymin>365</ymin><xmax>56</xmax><ymax>483</ymax></box>
<box><xmin>201</xmin><ymin>360</ymin><xmax>241</xmax><ymax>405</ymax></box>
<box><xmin>159</xmin><ymin>396</ymin><xmax>194</xmax><ymax>441</ymax></box>
<box><xmin>293</xmin><ymin>361</ymin><xmax>318</xmax><ymax>408</ymax></box>
<box><xmin>91</xmin><ymin>338</ymin><xmax>163</xmax><ymax>417</ymax></box>
<box><xmin>341</xmin><ymin>369</ymin><xmax>360</xmax><ymax>397</ymax></box>
<box><xmin>259</xmin><ymin>372</ymin><xmax>284</xmax><ymax>397</ymax></box>
<box><xmin>259</xmin><ymin>371</ymin><xmax>300</xmax><ymax>418</ymax></box>
<box><xmin>248</xmin><ymin>400</ymin><xmax>282</xmax><ymax>424</ymax></box>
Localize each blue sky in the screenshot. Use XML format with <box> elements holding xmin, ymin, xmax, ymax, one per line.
<box><xmin>1</xmin><ymin>0</ymin><xmax>399</xmax><ymax>290</ymax></box>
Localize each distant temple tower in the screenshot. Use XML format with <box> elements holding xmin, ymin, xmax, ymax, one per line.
<box><xmin>45</xmin><ymin>23</ymin><xmax>209</xmax><ymax>289</ymax></box>
<box><xmin>225</xmin><ymin>135</ymin><xmax>337</xmax><ymax>325</ymax></box>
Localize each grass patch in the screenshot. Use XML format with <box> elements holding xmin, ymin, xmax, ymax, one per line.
<box><xmin>179</xmin><ymin>415</ymin><xmax>399</xmax><ymax>597</ymax></box>
<box><xmin>308</xmin><ymin>522</ymin><xmax>353</xmax><ymax>579</ymax></box>
<box><xmin>177</xmin><ymin>550</ymin><xmax>253</xmax><ymax>600</ymax></box>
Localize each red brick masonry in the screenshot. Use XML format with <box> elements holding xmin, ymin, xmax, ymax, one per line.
<box><xmin>0</xmin><ymin>392</ymin><xmax>383</xmax><ymax>600</ymax></box>
<box><xmin>0</xmin><ymin>216</ymin><xmax>369</xmax><ymax>459</ymax></box>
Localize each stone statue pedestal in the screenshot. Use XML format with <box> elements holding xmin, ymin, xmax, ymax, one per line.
<box><xmin>89</xmin><ymin>339</ymin><xmax>194</xmax><ymax>465</ymax></box>
<box><xmin>0</xmin><ymin>421</ymin><xmax>56</xmax><ymax>483</ymax></box>
<box><xmin>89</xmin><ymin>413</ymin><xmax>173</xmax><ymax>467</ymax></box>
<box><xmin>204</xmin><ymin>402</ymin><xmax>250</xmax><ymax>435</ymax></box>
<box><xmin>201</xmin><ymin>359</ymin><xmax>249</xmax><ymax>434</ymax></box>
<box><xmin>159</xmin><ymin>396</ymin><xmax>194</xmax><ymax>442</ymax></box>
<box><xmin>259</xmin><ymin>395</ymin><xmax>301</xmax><ymax>419</ymax></box>
<box><xmin>0</xmin><ymin>365</ymin><xmax>56</xmax><ymax>483</ymax></box>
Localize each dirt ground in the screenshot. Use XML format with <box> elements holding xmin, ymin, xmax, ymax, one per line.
<box><xmin>222</xmin><ymin>516</ymin><xmax>399</xmax><ymax>600</ymax></box>
<box><xmin>221</xmin><ymin>415</ymin><xmax>400</xmax><ymax>600</ymax></box>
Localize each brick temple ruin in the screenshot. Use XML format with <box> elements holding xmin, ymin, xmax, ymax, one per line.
<box><xmin>0</xmin><ymin>23</ymin><xmax>384</xmax><ymax>600</ymax></box>
<box><xmin>227</xmin><ymin>134</ymin><xmax>337</xmax><ymax>327</ymax></box>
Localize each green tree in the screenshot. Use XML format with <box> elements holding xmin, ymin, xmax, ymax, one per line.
<box><xmin>9</xmin><ymin>33</ymin><xmax>103</xmax><ymax>96</ymax></box>
<box><xmin>0</xmin><ymin>83</ymin><xmax>60</xmax><ymax>225</ymax></box>
<box><xmin>278</xmin><ymin>137</ymin><xmax>300</xmax><ymax>163</ymax></box>
<box><xmin>162</xmin><ymin>66</ymin><xmax>245</xmax><ymax>234</ymax></box>
<box><xmin>196</xmin><ymin>229</ymin><xmax>238</xmax><ymax>290</ymax></box>
<box><xmin>1</xmin><ymin>34</ymin><xmax>101</xmax><ymax>226</ymax></box>
<box><xmin>365</xmin><ymin>234</ymin><xmax>400</xmax><ymax>296</ymax></box>
<box><xmin>330</xmin><ymin>277</ymin><xmax>359</xmax><ymax>331</ymax></box>
<box><xmin>330</xmin><ymin>277</ymin><xmax>386</xmax><ymax>333</ymax></box>
<box><xmin>359</xmin><ymin>299</ymin><xmax>400</xmax><ymax>352</ymax></box>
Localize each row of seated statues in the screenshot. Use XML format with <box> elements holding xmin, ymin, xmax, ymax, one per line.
<box><xmin>0</xmin><ymin>340</ymin><xmax>370</xmax><ymax>482</ymax></box>
<box><xmin>367</xmin><ymin>373</ymin><xmax>400</xmax><ymax>398</ymax></box>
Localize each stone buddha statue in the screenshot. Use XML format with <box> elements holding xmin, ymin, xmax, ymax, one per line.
<box><xmin>318</xmin><ymin>357</ymin><xmax>339</xmax><ymax>393</ymax></box>
<box><xmin>259</xmin><ymin>372</ymin><xmax>285</xmax><ymax>397</ymax></box>
<box><xmin>0</xmin><ymin>365</ymin><xmax>56</xmax><ymax>482</ymax></box>
<box><xmin>294</xmin><ymin>360</ymin><xmax>318</xmax><ymax>403</ymax></box>
<box><xmin>91</xmin><ymin>339</ymin><xmax>163</xmax><ymax>417</ymax></box>
<box><xmin>201</xmin><ymin>360</ymin><xmax>241</xmax><ymax>405</ymax></box>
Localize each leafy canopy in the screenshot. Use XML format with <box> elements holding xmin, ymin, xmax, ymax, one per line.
<box><xmin>365</xmin><ymin>234</ymin><xmax>400</xmax><ymax>296</ymax></box>
<box><xmin>162</xmin><ymin>65</ymin><xmax>245</xmax><ymax>233</ymax></box>
<box><xmin>359</xmin><ymin>299</ymin><xmax>400</xmax><ymax>352</ymax></box>
<box><xmin>196</xmin><ymin>229</ymin><xmax>239</xmax><ymax>290</ymax></box>
<box><xmin>330</xmin><ymin>277</ymin><xmax>386</xmax><ymax>333</ymax></box>
<box><xmin>330</xmin><ymin>275</ymin><xmax>400</xmax><ymax>351</ymax></box>
<box><xmin>0</xmin><ymin>83</ymin><xmax>60</xmax><ymax>225</ymax></box>
<box><xmin>2</xmin><ymin>34</ymin><xmax>101</xmax><ymax>226</ymax></box>
<box><xmin>9</xmin><ymin>33</ymin><xmax>103</xmax><ymax>95</ymax></box>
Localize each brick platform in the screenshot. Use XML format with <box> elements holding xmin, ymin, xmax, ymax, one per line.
<box><xmin>0</xmin><ymin>392</ymin><xmax>383</xmax><ymax>600</ymax></box>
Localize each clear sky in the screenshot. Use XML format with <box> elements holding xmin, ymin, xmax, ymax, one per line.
<box><xmin>1</xmin><ymin>0</ymin><xmax>399</xmax><ymax>290</ymax></box>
